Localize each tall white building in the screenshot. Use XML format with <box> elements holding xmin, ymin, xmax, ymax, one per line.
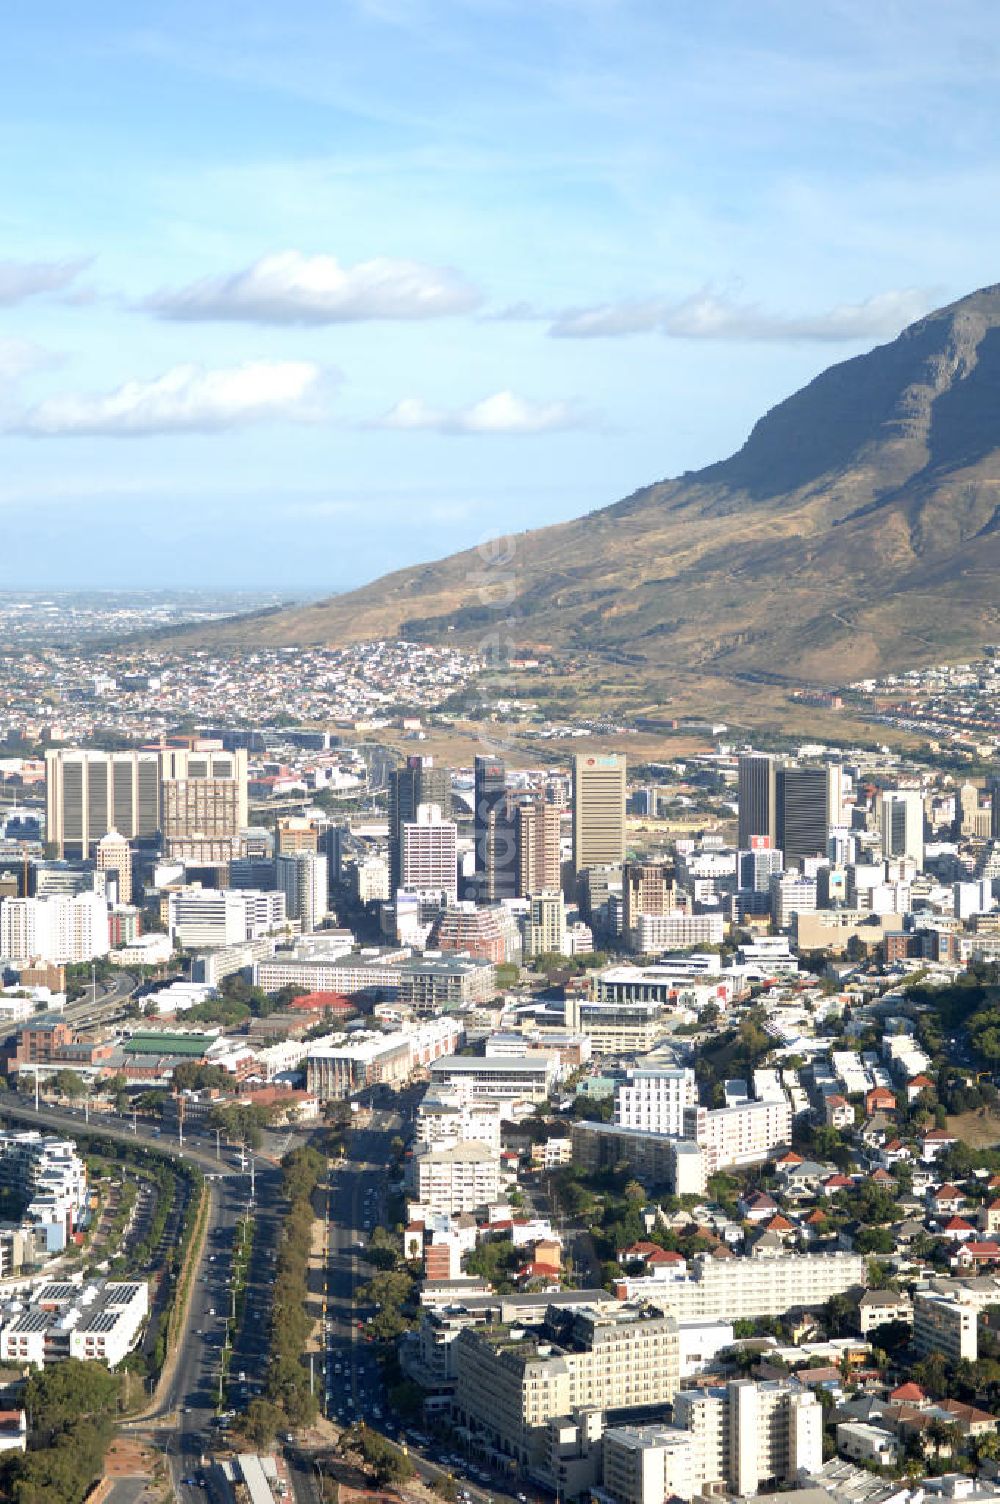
<box><xmin>615</xmin><ymin>1068</ymin><xmax>698</xmax><ymax>1136</ymax></box>
<box><xmin>276</xmin><ymin>851</ymin><xmax>328</xmax><ymax>933</ymax></box>
<box><xmin>0</xmin><ymin>893</ymin><xmax>109</xmax><ymax>964</ymax></box>
<box><xmin>880</xmin><ymin>789</ymin><xmax>924</xmax><ymax>868</ymax></box>
<box><xmin>672</xmin><ymin>1379</ymin><xmax>822</xmax><ymax>1497</ymax></box>
<box><xmin>401</xmin><ymin>803</ymin><xmax>458</xmax><ymax>903</ymax></box>
<box><xmin>683</xmin><ymin>1097</ymin><xmax>792</xmax><ymax>1171</ymax></box>
<box><xmin>408</xmin><ymin>1139</ymin><xmax>501</xmax><ymax>1215</ymax></box>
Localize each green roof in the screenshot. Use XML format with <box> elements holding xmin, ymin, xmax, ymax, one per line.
<box><xmin>123</xmin><ymin>1033</ymin><xmax>212</xmax><ymax>1057</ymax></box>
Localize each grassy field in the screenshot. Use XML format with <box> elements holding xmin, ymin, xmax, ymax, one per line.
<box><xmin>947</xmin><ymin>1109</ymin><xmax>1000</xmax><ymax>1149</ymax></box>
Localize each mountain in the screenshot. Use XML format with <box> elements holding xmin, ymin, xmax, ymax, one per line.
<box><xmin>174</xmin><ymin>285</ymin><xmax>1000</xmax><ymax>691</ymax></box>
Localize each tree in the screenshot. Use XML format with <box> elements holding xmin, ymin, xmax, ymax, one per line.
<box><xmin>238</xmin><ymin>1398</ymin><xmax>287</xmax><ymax>1449</ymax></box>
<box><xmin>52</xmin><ymin>1068</ymin><xmax>86</xmax><ymax>1100</ymax></box>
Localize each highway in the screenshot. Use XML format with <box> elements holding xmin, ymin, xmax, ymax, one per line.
<box><xmin>320</xmin><ymin>1101</ymin><xmax>524</xmax><ymax>1504</ymax></box>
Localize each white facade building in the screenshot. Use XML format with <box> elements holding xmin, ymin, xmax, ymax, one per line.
<box><xmin>672</xmin><ymin>1379</ymin><xmax>822</xmax><ymax>1497</ymax></box>
<box><xmin>401</xmin><ymin>803</ymin><xmax>458</xmax><ymax>903</ymax></box>
<box><xmin>409</xmin><ymin>1139</ymin><xmax>501</xmax><ymax>1215</ymax></box>
<box><xmin>615</xmin><ymin>1068</ymin><xmax>698</xmax><ymax>1136</ymax></box>
<box><xmin>0</xmin><ymin>893</ymin><xmax>109</xmax><ymax>964</ymax></box>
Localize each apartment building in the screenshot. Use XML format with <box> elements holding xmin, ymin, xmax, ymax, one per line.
<box><xmin>614</xmin><ymin>1068</ymin><xmax>698</xmax><ymax>1137</ymax></box>
<box><xmin>452</xmin><ymin>1302</ymin><xmax>679</xmax><ymax>1468</ymax></box>
<box><xmin>600</xmin><ymin>1426</ymin><xmax>695</xmax><ymax>1504</ymax></box>
<box><xmin>683</xmin><ymin>1096</ymin><xmax>792</xmax><ymax>1171</ymax></box>
<box><xmin>276</xmin><ymin>850</ymin><xmax>328</xmax><ymax>933</ymax></box>
<box><xmin>672</xmin><ymin>1379</ymin><xmax>822</xmax><ymax>1497</ymax></box>
<box><xmin>633</xmin><ymin>912</ymin><xmax>725</xmax><ymax>952</ymax></box>
<box><xmin>416</xmin><ymin>1096</ymin><xmax>503</xmax><ymax>1152</ymax></box>
<box><xmin>517</xmin><ymin>797</ymin><xmax>562</xmax><ymax>898</ymax></box>
<box><xmin>409</xmin><ymin>1140</ymin><xmax>501</xmax><ymax>1215</ymax></box>
<box><xmin>0</xmin><ymin>892</ymin><xmax>109</xmax><ymax>965</ymax></box>
<box><xmin>524</xmin><ymin>892</ymin><xmax>567</xmax><ymax>960</ymax></box>
<box><xmin>913</xmin><ymin>1291</ymin><xmax>979</xmax><ymax>1363</ymax></box>
<box><xmin>644</xmin><ymin>1250</ymin><xmax>867</xmax><ymax>1323</ymax></box>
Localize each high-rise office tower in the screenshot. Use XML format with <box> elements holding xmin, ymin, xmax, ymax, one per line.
<box><xmin>96</xmin><ymin>829</ymin><xmax>132</xmax><ymax>905</ymax></box>
<box><xmin>159</xmin><ymin>747</ymin><xmax>248</xmax><ymax>861</ymax></box>
<box><xmin>46</xmin><ymin>749</ymin><xmax>162</xmax><ymax>858</ymax></box>
<box><xmin>737</xmin><ymin>755</ymin><xmax>777</xmax><ymax>849</ymax></box>
<box><xmin>880</xmin><ymin>789</ymin><xmax>924</xmax><ymax>867</ymax></box>
<box><xmin>388</xmin><ymin>756</ymin><xmax>451</xmax><ymax>892</ymax></box>
<box><xmin>400</xmin><ymin>803</ymin><xmax>458</xmax><ymax>902</ymax></box>
<box><xmin>516</xmin><ymin>796</ymin><xmax>562</xmax><ymax>897</ymax></box>
<box><xmin>572</xmin><ymin>753</ymin><xmax>626</xmax><ymax>877</ymax></box>
<box><xmin>474</xmin><ymin>756</ymin><xmax>517</xmax><ymax>901</ymax></box>
<box><xmin>775</xmin><ymin>764</ymin><xmax>843</xmax><ymax>866</ymax></box>
<box><xmin>991</xmin><ymin>778</ymin><xmax>1000</xmax><ymax>841</ymax></box>
<box><xmin>276</xmin><ymin>850</ymin><xmax>328</xmax><ymax>933</ymax></box>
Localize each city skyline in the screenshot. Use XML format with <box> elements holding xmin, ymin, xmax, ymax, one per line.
<box><xmin>4</xmin><ymin>2</ymin><xmax>1000</xmax><ymax>590</ymax></box>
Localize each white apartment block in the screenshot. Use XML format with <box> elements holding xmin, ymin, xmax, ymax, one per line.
<box><xmin>615</xmin><ymin>1068</ymin><xmax>698</xmax><ymax>1136</ymax></box>
<box><xmin>683</xmin><ymin>1096</ymin><xmax>792</xmax><ymax>1171</ymax></box>
<box><xmin>0</xmin><ymin>893</ymin><xmax>109</xmax><ymax>965</ymax></box>
<box><xmin>634</xmin><ymin>912</ymin><xmax>725</xmax><ymax>952</ymax></box>
<box><xmin>409</xmin><ymin>1139</ymin><xmax>501</xmax><ymax>1215</ymax></box>
<box><xmin>913</xmin><ymin>1291</ymin><xmax>978</xmax><ymax>1363</ymax></box>
<box><xmin>415</xmin><ymin>1095</ymin><xmax>503</xmax><ymax>1152</ymax></box>
<box><xmin>672</xmin><ymin>1379</ymin><xmax>822</xmax><ymax>1497</ymax></box>
<box><xmin>646</xmin><ymin>1250</ymin><xmax>867</xmax><ymax>1324</ymax></box>
<box><xmin>601</xmin><ymin>1426</ymin><xmax>695</xmax><ymax>1504</ymax></box>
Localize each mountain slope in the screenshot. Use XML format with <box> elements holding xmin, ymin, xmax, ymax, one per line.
<box><xmin>175</xmin><ymin>284</ymin><xmax>1000</xmax><ymax>685</ymax></box>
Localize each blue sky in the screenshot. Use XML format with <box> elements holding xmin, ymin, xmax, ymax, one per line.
<box><xmin>4</xmin><ymin>0</ymin><xmax>1000</xmax><ymax>592</ymax></box>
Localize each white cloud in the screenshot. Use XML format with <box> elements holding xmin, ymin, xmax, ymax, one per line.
<box><xmin>548</xmin><ymin>287</ymin><xmax>933</xmax><ymax>341</ymax></box>
<box><xmin>16</xmin><ymin>359</ymin><xmax>327</xmax><ymax>437</ymax></box>
<box><xmin>0</xmin><ymin>258</ymin><xmax>89</xmax><ymax>306</ymax></box>
<box><xmin>377</xmin><ymin>390</ymin><xmax>591</xmax><ymax>435</ymax></box>
<box><xmin>146</xmin><ymin>249</ymin><xmax>482</xmax><ymax>324</ymax></box>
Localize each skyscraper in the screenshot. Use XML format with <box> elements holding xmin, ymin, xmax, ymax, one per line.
<box><xmin>474</xmin><ymin>756</ymin><xmax>517</xmax><ymax>901</ymax></box>
<box><xmin>737</xmin><ymin>754</ymin><xmax>777</xmax><ymax>849</ymax></box>
<box><xmin>880</xmin><ymin>789</ymin><xmax>924</xmax><ymax>867</ymax></box>
<box><xmin>159</xmin><ymin>747</ymin><xmax>248</xmax><ymax>861</ymax></box>
<box><xmin>516</xmin><ymin>796</ymin><xmax>562</xmax><ymax>897</ymax></box>
<box><xmin>572</xmin><ymin>753</ymin><xmax>626</xmax><ymax>877</ymax></box>
<box><xmin>775</xmin><ymin>764</ymin><xmax>843</xmax><ymax>866</ymax></box>
<box><xmin>401</xmin><ymin>803</ymin><xmax>458</xmax><ymax>902</ymax></box>
<box><xmin>388</xmin><ymin>756</ymin><xmax>452</xmax><ymax>892</ymax></box>
<box><xmin>46</xmin><ymin>749</ymin><xmax>161</xmax><ymax>858</ymax></box>
<box><xmin>276</xmin><ymin>850</ymin><xmax>328</xmax><ymax>933</ymax></box>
